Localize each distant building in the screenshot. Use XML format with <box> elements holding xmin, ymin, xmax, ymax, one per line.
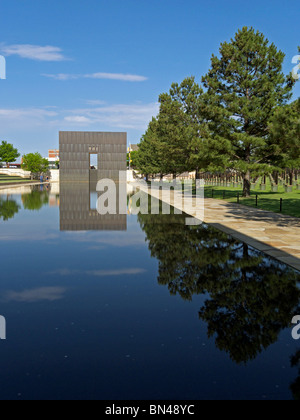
<box><xmin>129</xmin><ymin>144</ymin><xmax>139</xmax><ymax>152</ymax></box>
<box><xmin>48</xmin><ymin>149</ymin><xmax>59</xmax><ymax>169</ymax></box>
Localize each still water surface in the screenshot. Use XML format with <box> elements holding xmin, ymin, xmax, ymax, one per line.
<box><xmin>0</xmin><ymin>184</ymin><xmax>300</xmax><ymax>400</ymax></box>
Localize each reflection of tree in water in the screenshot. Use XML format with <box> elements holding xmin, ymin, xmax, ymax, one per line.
<box><xmin>290</xmin><ymin>350</ymin><xmax>300</xmax><ymax>400</ymax></box>
<box><xmin>0</xmin><ymin>197</ymin><xmax>20</xmax><ymax>221</ymax></box>
<box><xmin>138</xmin><ymin>212</ymin><xmax>300</xmax><ymax>364</ymax></box>
<box><xmin>22</xmin><ymin>188</ymin><xmax>50</xmax><ymax>211</ymax></box>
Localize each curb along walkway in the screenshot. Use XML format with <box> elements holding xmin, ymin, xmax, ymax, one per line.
<box><xmin>203</xmin><ymin>198</ymin><xmax>300</xmax><ymax>272</ymax></box>
<box><xmin>132</xmin><ymin>182</ymin><xmax>300</xmax><ymax>272</ymax></box>
<box><xmin>0</xmin><ymin>181</ymin><xmax>59</xmax><ymax>190</ymax></box>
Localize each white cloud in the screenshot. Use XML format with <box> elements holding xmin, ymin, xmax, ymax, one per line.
<box><xmin>43</xmin><ymin>72</ymin><xmax>148</xmax><ymax>82</ymax></box>
<box><xmin>4</xmin><ymin>287</ymin><xmax>66</xmax><ymax>303</ymax></box>
<box><xmin>0</xmin><ymin>101</ymin><xmax>159</xmax><ymax>132</ymax></box>
<box><xmin>0</xmin><ymin>108</ymin><xmax>57</xmax><ymax>119</ymax></box>
<box><xmin>87</xmin><ymin>268</ymin><xmax>146</xmax><ymax>277</ymax></box>
<box><xmin>64</xmin><ymin>116</ymin><xmax>91</xmax><ymax>124</ymax></box>
<box><xmin>64</xmin><ymin>103</ymin><xmax>159</xmax><ymax>130</ymax></box>
<box><xmin>0</xmin><ymin>107</ymin><xmax>59</xmax><ymax>130</ymax></box>
<box><xmin>85</xmin><ymin>73</ymin><xmax>148</xmax><ymax>82</ymax></box>
<box><xmin>0</xmin><ymin>44</ymin><xmax>68</xmax><ymax>61</ymax></box>
<box><xmin>84</xmin><ymin>100</ymin><xmax>106</xmax><ymax>106</ymax></box>
<box><xmin>46</xmin><ymin>268</ymin><xmax>146</xmax><ymax>277</ymax></box>
<box><xmin>43</xmin><ymin>73</ymin><xmax>78</xmax><ymax>81</ymax></box>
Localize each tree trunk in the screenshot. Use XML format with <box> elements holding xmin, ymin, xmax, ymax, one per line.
<box><xmin>7</xmin><ymin>162</ymin><xmax>9</xmax><ymax>169</ymax></box>
<box><xmin>243</xmin><ymin>171</ymin><xmax>251</xmax><ymax>197</ymax></box>
<box><xmin>243</xmin><ymin>243</ymin><xmax>249</xmax><ymax>259</ymax></box>
<box><xmin>289</xmin><ymin>170</ymin><xmax>294</xmax><ymax>186</ymax></box>
<box><xmin>195</xmin><ymin>167</ymin><xmax>200</xmax><ymax>180</ymax></box>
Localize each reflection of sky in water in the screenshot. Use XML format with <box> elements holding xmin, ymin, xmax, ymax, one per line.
<box><xmin>0</xmin><ymin>186</ymin><xmax>299</xmax><ymax>400</ymax></box>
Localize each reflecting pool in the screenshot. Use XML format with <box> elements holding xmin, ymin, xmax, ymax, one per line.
<box><xmin>0</xmin><ymin>183</ymin><xmax>300</xmax><ymax>400</ymax></box>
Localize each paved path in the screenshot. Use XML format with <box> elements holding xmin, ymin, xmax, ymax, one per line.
<box><xmin>203</xmin><ymin>198</ymin><xmax>300</xmax><ymax>272</ymax></box>
<box><xmin>0</xmin><ymin>181</ymin><xmax>58</xmax><ymax>190</ymax></box>
<box><xmin>133</xmin><ymin>181</ymin><xmax>300</xmax><ymax>272</ymax></box>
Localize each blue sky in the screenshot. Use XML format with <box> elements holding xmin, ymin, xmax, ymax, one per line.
<box><xmin>0</xmin><ymin>0</ymin><xmax>299</xmax><ymax>158</ymax></box>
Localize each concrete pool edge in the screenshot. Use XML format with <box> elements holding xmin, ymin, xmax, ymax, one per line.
<box><xmin>130</xmin><ymin>181</ymin><xmax>300</xmax><ymax>272</ymax></box>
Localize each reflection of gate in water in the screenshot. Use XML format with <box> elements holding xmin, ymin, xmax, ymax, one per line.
<box><xmin>59</xmin><ymin>182</ymin><xmax>127</xmax><ymax>232</ymax></box>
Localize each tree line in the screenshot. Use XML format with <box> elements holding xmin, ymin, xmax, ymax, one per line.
<box><xmin>135</xmin><ymin>27</ymin><xmax>300</xmax><ymax>197</ymax></box>
<box><xmin>0</xmin><ymin>140</ymin><xmax>49</xmax><ymax>174</ymax></box>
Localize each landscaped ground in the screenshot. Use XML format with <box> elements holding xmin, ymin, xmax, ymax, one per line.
<box><xmin>204</xmin><ymin>177</ymin><xmax>300</xmax><ymax>218</ymax></box>
<box><xmin>0</xmin><ymin>174</ymin><xmax>31</xmax><ymax>184</ymax></box>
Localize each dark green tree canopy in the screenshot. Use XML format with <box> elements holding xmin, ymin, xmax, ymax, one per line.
<box><xmin>201</xmin><ymin>27</ymin><xmax>296</xmax><ymax>196</ymax></box>
<box><xmin>138</xmin><ymin>211</ymin><xmax>300</xmax><ymax>365</ymax></box>
<box><xmin>137</xmin><ymin>28</ymin><xmax>298</xmax><ymax>194</ymax></box>
<box><xmin>0</xmin><ymin>141</ymin><xmax>20</xmax><ymax>167</ymax></box>
<box><xmin>136</xmin><ymin>77</ymin><xmax>207</xmax><ymax>178</ymax></box>
<box><xmin>22</xmin><ymin>189</ymin><xmax>50</xmax><ymax>211</ymax></box>
<box><xmin>0</xmin><ymin>197</ymin><xmax>20</xmax><ymax>221</ymax></box>
<box><xmin>268</xmin><ymin>98</ymin><xmax>300</xmax><ymax>169</ymax></box>
<box><xmin>135</xmin><ymin>117</ymin><xmax>164</xmax><ymax>177</ymax></box>
<box><xmin>22</xmin><ymin>152</ymin><xmax>49</xmax><ymax>174</ymax></box>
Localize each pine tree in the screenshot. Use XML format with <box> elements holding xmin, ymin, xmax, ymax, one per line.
<box><xmin>202</xmin><ymin>27</ymin><xmax>295</xmax><ymax>196</ymax></box>
<box><xmin>135</xmin><ymin>118</ymin><xmax>164</xmax><ymax>179</ymax></box>
<box><xmin>155</xmin><ymin>92</ymin><xmax>190</xmax><ymax>177</ymax></box>
<box><xmin>268</xmin><ymin>99</ymin><xmax>300</xmax><ymax>180</ymax></box>
<box><xmin>169</xmin><ymin>77</ymin><xmax>208</xmax><ymax>178</ymax></box>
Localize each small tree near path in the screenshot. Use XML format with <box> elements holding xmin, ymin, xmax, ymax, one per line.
<box><xmin>22</xmin><ymin>153</ymin><xmax>49</xmax><ymax>176</ymax></box>
<box><xmin>0</xmin><ymin>141</ymin><xmax>20</xmax><ymax>168</ymax></box>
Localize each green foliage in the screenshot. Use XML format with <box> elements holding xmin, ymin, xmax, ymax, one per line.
<box><xmin>138</xmin><ymin>210</ymin><xmax>300</xmax><ymax>365</ymax></box>
<box><xmin>168</xmin><ymin>77</ymin><xmax>207</xmax><ymax>177</ymax></box>
<box><xmin>0</xmin><ymin>197</ymin><xmax>20</xmax><ymax>221</ymax></box>
<box><xmin>22</xmin><ymin>153</ymin><xmax>49</xmax><ymax>173</ymax></box>
<box><xmin>268</xmin><ymin>98</ymin><xmax>300</xmax><ymax>168</ymax></box>
<box><xmin>127</xmin><ymin>151</ymin><xmax>138</xmax><ymax>168</ymax></box>
<box><xmin>136</xmin><ymin>77</ymin><xmax>206</xmax><ymax>178</ymax></box>
<box><xmin>22</xmin><ymin>189</ymin><xmax>49</xmax><ymax>211</ymax></box>
<box><xmin>0</xmin><ymin>141</ymin><xmax>20</xmax><ymax>167</ymax></box>
<box><xmin>135</xmin><ymin>118</ymin><xmax>165</xmax><ymax>176</ymax></box>
<box><xmin>202</xmin><ymin>27</ymin><xmax>295</xmax><ymax>196</ymax></box>
<box><xmin>137</xmin><ymin>28</ymin><xmax>298</xmax><ymax>198</ymax></box>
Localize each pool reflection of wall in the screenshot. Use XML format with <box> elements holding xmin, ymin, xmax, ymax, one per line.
<box><xmin>60</xmin><ymin>182</ymin><xmax>127</xmax><ymax>231</ymax></box>
<box><xmin>59</xmin><ymin>131</ymin><xmax>127</xmax><ymax>183</ymax></box>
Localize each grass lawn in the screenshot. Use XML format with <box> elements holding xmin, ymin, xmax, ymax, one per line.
<box><xmin>204</xmin><ymin>177</ymin><xmax>300</xmax><ymax>218</ymax></box>
<box><xmin>0</xmin><ymin>174</ymin><xmax>31</xmax><ymax>184</ymax></box>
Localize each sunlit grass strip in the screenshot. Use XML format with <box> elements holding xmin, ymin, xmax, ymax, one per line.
<box><xmin>204</xmin><ymin>177</ymin><xmax>300</xmax><ymax>218</ymax></box>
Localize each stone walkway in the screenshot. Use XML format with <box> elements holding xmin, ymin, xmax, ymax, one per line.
<box><xmin>0</xmin><ymin>181</ymin><xmax>58</xmax><ymax>190</ymax></box>
<box><xmin>133</xmin><ymin>181</ymin><xmax>300</xmax><ymax>272</ymax></box>
<box><xmin>203</xmin><ymin>198</ymin><xmax>300</xmax><ymax>272</ymax></box>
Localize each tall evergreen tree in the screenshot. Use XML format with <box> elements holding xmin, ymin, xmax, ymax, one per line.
<box><xmin>202</xmin><ymin>27</ymin><xmax>295</xmax><ymax>196</ymax></box>
<box><xmin>155</xmin><ymin>92</ymin><xmax>190</xmax><ymax>177</ymax></box>
<box><xmin>169</xmin><ymin>77</ymin><xmax>208</xmax><ymax>178</ymax></box>
<box><xmin>135</xmin><ymin>118</ymin><xmax>164</xmax><ymax>179</ymax></box>
<box><xmin>268</xmin><ymin>98</ymin><xmax>300</xmax><ymax>183</ymax></box>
